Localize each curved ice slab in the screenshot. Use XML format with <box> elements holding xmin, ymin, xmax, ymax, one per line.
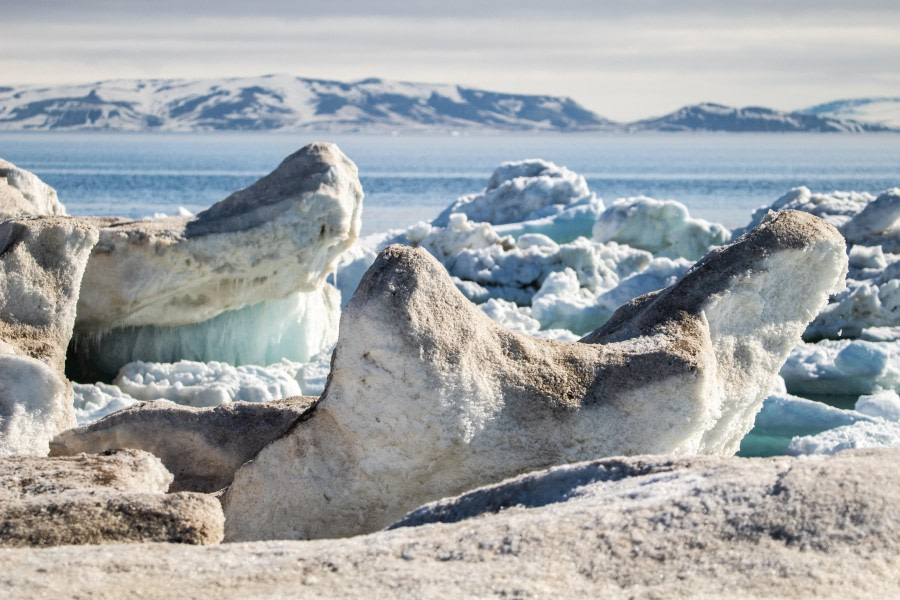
<box><xmin>223</xmin><ymin>210</ymin><xmax>847</xmax><ymax>541</ymax></box>
<box><xmin>74</xmin><ymin>142</ymin><xmax>363</xmax><ymax>332</ymax></box>
<box><xmin>0</xmin><ymin>217</ymin><xmax>98</xmax><ymax>455</ymax></box>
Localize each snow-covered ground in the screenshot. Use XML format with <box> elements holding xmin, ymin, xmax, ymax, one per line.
<box><xmin>72</xmin><ymin>160</ymin><xmax>900</xmax><ymax>456</ymax></box>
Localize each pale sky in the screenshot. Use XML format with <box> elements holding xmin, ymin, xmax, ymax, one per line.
<box><xmin>3</xmin><ymin>0</ymin><xmax>899</xmax><ymax>121</ymax></box>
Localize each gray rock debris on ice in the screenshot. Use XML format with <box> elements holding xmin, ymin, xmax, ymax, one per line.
<box><xmin>222</xmin><ymin>209</ymin><xmax>848</xmax><ymax>541</ymax></box>
<box><xmin>68</xmin><ymin>142</ymin><xmax>363</xmax><ymax>377</ymax></box>
<box><xmin>0</xmin><ymin>217</ymin><xmax>98</xmax><ymax>456</ymax></box>
<box><xmin>0</xmin><ymin>450</ymin><xmax>896</xmax><ymax>598</ymax></box>
<box><xmin>0</xmin><ymin>159</ymin><xmax>67</xmax><ymax>219</ymax></box>
<box><xmin>51</xmin><ymin>396</ymin><xmax>318</xmax><ymax>493</ymax></box>
<box><xmin>0</xmin><ymin>449</ymin><xmax>224</xmax><ymax>547</ymax></box>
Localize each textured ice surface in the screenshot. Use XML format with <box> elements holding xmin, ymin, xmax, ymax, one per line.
<box><xmin>787</xmin><ymin>420</ymin><xmax>900</xmax><ymax>455</ymax></box>
<box><xmin>0</xmin><ymin>159</ymin><xmax>67</xmax><ymax>218</ymax></box>
<box><xmin>114</xmin><ymin>360</ymin><xmax>302</xmax><ymax>407</ymax></box>
<box><xmin>780</xmin><ymin>339</ymin><xmax>900</xmax><ymax>396</ymax></box>
<box><xmin>740</xmin><ymin>186</ymin><xmax>900</xmax><ymax>342</ymax></box>
<box><xmin>856</xmin><ymin>389</ymin><xmax>900</xmax><ymax>420</ymax></box>
<box><xmin>593</xmin><ymin>196</ymin><xmax>730</xmax><ymax>260</ymax></box>
<box><xmin>0</xmin><ymin>356</ymin><xmax>69</xmax><ymax>455</ymax></box>
<box><xmin>72</xmin><ymin>382</ymin><xmax>141</xmax><ymax>425</ymax></box>
<box><xmin>432</xmin><ymin>159</ymin><xmax>597</xmax><ymax>227</ymax></box>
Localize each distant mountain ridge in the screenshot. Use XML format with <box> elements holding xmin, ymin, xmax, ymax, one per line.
<box><xmin>628</xmin><ymin>102</ymin><xmax>890</xmax><ymax>133</ymax></box>
<box><xmin>0</xmin><ymin>76</ymin><xmax>894</xmax><ymax>133</ymax></box>
<box><xmin>0</xmin><ymin>75</ymin><xmax>614</xmax><ymax>132</ymax></box>
<box><xmin>802</xmin><ymin>97</ymin><xmax>900</xmax><ymax>129</ymax></box>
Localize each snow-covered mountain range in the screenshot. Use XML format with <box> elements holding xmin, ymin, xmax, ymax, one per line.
<box><xmin>0</xmin><ymin>75</ymin><xmax>614</xmax><ymax>132</ymax></box>
<box><xmin>0</xmin><ymin>75</ymin><xmax>895</xmax><ymax>133</ymax></box>
<box><xmin>802</xmin><ymin>97</ymin><xmax>900</xmax><ymax>129</ymax></box>
<box><xmin>628</xmin><ymin>102</ymin><xmax>890</xmax><ymax>133</ymax></box>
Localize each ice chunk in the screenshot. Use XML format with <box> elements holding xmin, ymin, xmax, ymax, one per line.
<box><xmin>848</xmin><ymin>244</ymin><xmax>887</xmax><ymax>270</ymax></box>
<box><xmin>0</xmin><ymin>356</ymin><xmax>70</xmax><ymax>456</ymax></box>
<box><xmin>0</xmin><ymin>158</ymin><xmax>67</xmax><ymax>218</ymax></box>
<box><xmin>806</xmin><ymin>272</ymin><xmax>900</xmax><ymax>340</ymax></box>
<box><xmin>856</xmin><ymin>390</ymin><xmax>900</xmax><ymax>420</ymax></box>
<box><xmin>593</xmin><ymin>197</ymin><xmax>730</xmax><ymax>260</ymax></box>
<box><xmin>432</xmin><ymin>159</ymin><xmax>597</xmax><ymax>227</ymax></box>
<box><xmin>738</xmin><ymin>186</ymin><xmax>874</xmax><ymax>234</ymax></box>
<box><xmin>72</xmin><ymin>382</ymin><xmax>142</xmax><ymax>425</ymax></box>
<box><xmin>0</xmin><ymin>217</ymin><xmax>98</xmax><ymax>455</ymax></box>
<box><xmin>781</xmin><ymin>339</ymin><xmax>900</xmax><ymax>396</ymax></box>
<box><xmin>843</xmin><ymin>188</ymin><xmax>900</xmax><ymax>252</ymax></box>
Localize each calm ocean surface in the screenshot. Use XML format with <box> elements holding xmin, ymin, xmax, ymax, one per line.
<box><xmin>1</xmin><ymin>132</ymin><xmax>899</xmax><ymax>234</ymax></box>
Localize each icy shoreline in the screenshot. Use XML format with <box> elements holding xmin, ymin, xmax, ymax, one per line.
<box><xmin>62</xmin><ymin>158</ymin><xmax>900</xmax><ymax>458</ymax></box>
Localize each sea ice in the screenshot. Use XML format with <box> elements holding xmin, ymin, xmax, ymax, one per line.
<box><xmin>72</xmin><ymin>382</ymin><xmax>141</xmax><ymax>425</ymax></box>
<box><xmin>739</xmin><ymin>186</ymin><xmax>875</xmax><ymax>233</ymax></box>
<box><xmin>431</xmin><ymin>159</ymin><xmax>597</xmax><ymax>227</ymax></box>
<box><xmin>855</xmin><ymin>389</ymin><xmax>900</xmax><ymax>420</ymax></box>
<box><xmin>114</xmin><ymin>360</ymin><xmax>303</xmax><ymax>407</ymax></box>
<box><xmin>592</xmin><ymin>196</ymin><xmax>730</xmax><ymax>260</ymax></box>
<box><xmin>787</xmin><ymin>420</ymin><xmax>900</xmax><ymax>455</ymax></box>
<box><xmin>780</xmin><ymin>339</ymin><xmax>900</xmax><ymax>396</ymax></box>
<box><xmin>0</xmin><ymin>217</ymin><xmax>98</xmax><ymax>455</ymax></box>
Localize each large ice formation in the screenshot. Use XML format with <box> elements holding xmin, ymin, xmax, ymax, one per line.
<box><xmin>0</xmin><ymin>217</ymin><xmax>98</xmax><ymax>456</ymax></box>
<box><xmin>69</xmin><ymin>142</ymin><xmax>362</xmax><ymax>377</ymax></box>
<box><xmin>0</xmin><ymin>159</ymin><xmax>67</xmax><ymax>219</ymax></box>
<box><xmin>222</xmin><ymin>210</ymin><xmax>847</xmax><ymax>541</ymax></box>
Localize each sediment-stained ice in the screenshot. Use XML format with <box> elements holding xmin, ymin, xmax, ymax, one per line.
<box><xmin>0</xmin><ymin>218</ymin><xmax>98</xmax><ymax>455</ymax></box>
<box><xmin>222</xmin><ymin>210</ymin><xmax>846</xmax><ymax>541</ymax></box>
<box><xmin>69</xmin><ymin>143</ymin><xmax>362</xmax><ymax>378</ymax></box>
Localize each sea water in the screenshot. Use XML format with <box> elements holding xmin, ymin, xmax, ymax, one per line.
<box><xmin>2</xmin><ymin>132</ymin><xmax>899</xmax><ymax>234</ymax></box>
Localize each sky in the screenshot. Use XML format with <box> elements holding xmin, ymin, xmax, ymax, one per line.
<box><xmin>2</xmin><ymin>1</ymin><xmax>899</xmax><ymax>121</ymax></box>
